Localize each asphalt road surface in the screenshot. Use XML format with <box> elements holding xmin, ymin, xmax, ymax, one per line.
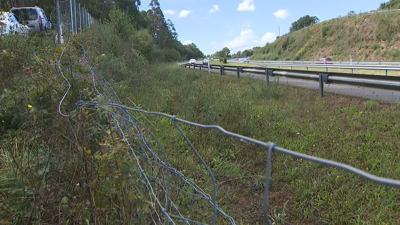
<box><xmin>186</xmin><ymin>65</ymin><xmax>400</xmax><ymax>103</ymax></box>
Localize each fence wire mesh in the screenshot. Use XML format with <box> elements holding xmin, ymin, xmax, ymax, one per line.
<box><xmin>58</xmin><ymin>0</ymin><xmax>72</xmax><ymax>35</ymax></box>
<box><xmin>56</xmin><ymin>40</ymin><xmax>400</xmax><ymax>224</ymax></box>
<box><xmin>54</xmin><ymin>0</ymin><xmax>92</xmax><ymax>41</ymax></box>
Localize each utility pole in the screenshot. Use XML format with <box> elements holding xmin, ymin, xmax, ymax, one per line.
<box><xmin>277</xmin><ymin>26</ymin><xmax>281</xmax><ymax>36</ymax></box>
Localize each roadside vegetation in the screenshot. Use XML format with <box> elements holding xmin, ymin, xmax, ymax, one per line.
<box><xmin>209</xmin><ymin>0</ymin><xmax>400</xmax><ymax>62</ymax></box>
<box><xmin>133</xmin><ymin>65</ymin><xmax>400</xmax><ymax>224</ymax></box>
<box><xmin>251</xmin><ymin>9</ymin><xmax>400</xmax><ymax>61</ymax></box>
<box><xmin>1</xmin><ymin>1</ymin><xmax>400</xmax><ymax>225</ymax></box>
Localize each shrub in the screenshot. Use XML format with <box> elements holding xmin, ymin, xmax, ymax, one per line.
<box><xmin>322</xmin><ymin>25</ymin><xmax>330</xmax><ymax>37</ymax></box>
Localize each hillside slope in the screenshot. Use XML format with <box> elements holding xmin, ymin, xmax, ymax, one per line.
<box><xmin>252</xmin><ymin>11</ymin><xmax>400</xmax><ymax>61</ymax></box>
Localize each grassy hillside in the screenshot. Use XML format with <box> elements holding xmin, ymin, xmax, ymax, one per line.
<box><xmin>252</xmin><ymin>11</ymin><xmax>400</xmax><ymax>61</ymax></box>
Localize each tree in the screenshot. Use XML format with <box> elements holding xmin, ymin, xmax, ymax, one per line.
<box><xmin>222</xmin><ymin>47</ymin><xmax>230</xmax><ymax>57</ymax></box>
<box><xmin>289</xmin><ymin>15</ymin><xmax>319</xmax><ymax>33</ymax></box>
<box><xmin>213</xmin><ymin>47</ymin><xmax>230</xmax><ymax>58</ymax></box>
<box><xmin>379</xmin><ymin>0</ymin><xmax>400</xmax><ymax>9</ymax></box>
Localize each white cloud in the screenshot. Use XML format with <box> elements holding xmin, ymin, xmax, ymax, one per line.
<box><xmin>183</xmin><ymin>40</ymin><xmax>193</xmax><ymax>45</ymax></box>
<box><xmin>226</xmin><ymin>29</ymin><xmax>258</xmax><ymax>49</ymax></box>
<box><xmin>179</xmin><ymin>10</ymin><xmax>192</xmax><ymax>18</ymax></box>
<box><xmin>209</xmin><ymin>5</ymin><xmax>220</xmax><ymax>13</ymax></box>
<box><xmin>213</xmin><ymin>30</ymin><xmax>277</xmax><ymax>53</ymax></box>
<box><xmin>261</xmin><ymin>32</ymin><xmax>277</xmax><ymax>44</ymax></box>
<box><xmin>273</xmin><ymin>9</ymin><xmax>290</xmax><ymax>19</ymax></box>
<box><xmin>163</xmin><ymin>10</ymin><xmax>175</xmax><ymax>15</ymax></box>
<box><xmin>237</xmin><ymin>0</ymin><xmax>255</xmax><ymax>11</ymax></box>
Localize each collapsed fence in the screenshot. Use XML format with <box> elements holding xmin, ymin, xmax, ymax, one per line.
<box><xmin>54</xmin><ymin>38</ymin><xmax>400</xmax><ymax>224</ymax></box>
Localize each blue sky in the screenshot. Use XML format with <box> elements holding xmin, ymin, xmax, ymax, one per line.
<box><xmin>139</xmin><ymin>0</ymin><xmax>383</xmax><ymax>55</ymax></box>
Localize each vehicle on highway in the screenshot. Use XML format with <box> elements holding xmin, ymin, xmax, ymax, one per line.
<box><xmin>203</xmin><ymin>59</ymin><xmax>210</xmax><ymax>65</ymax></box>
<box><xmin>11</xmin><ymin>6</ymin><xmax>52</xmax><ymax>33</ymax></box>
<box><xmin>189</xmin><ymin>59</ymin><xmax>196</xmax><ymax>64</ymax></box>
<box><xmin>318</xmin><ymin>57</ymin><xmax>333</xmax><ymax>64</ymax></box>
<box><xmin>0</xmin><ymin>12</ymin><xmax>30</xmax><ymax>36</ymax></box>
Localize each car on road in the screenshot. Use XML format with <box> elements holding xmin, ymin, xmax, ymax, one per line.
<box><xmin>11</xmin><ymin>6</ymin><xmax>52</xmax><ymax>33</ymax></box>
<box><xmin>317</xmin><ymin>57</ymin><xmax>333</xmax><ymax>64</ymax></box>
<box><xmin>0</xmin><ymin>12</ymin><xmax>30</xmax><ymax>36</ymax></box>
<box><xmin>189</xmin><ymin>59</ymin><xmax>196</xmax><ymax>64</ymax></box>
<box><xmin>203</xmin><ymin>59</ymin><xmax>210</xmax><ymax>65</ymax></box>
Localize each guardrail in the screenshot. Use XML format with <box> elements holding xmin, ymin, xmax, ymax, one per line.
<box><xmin>262</xmin><ymin>63</ymin><xmax>400</xmax><ymax>76</ymax></box>
<box><xmin>181</xmin><ymin>63</ymin><xmax>400</xmax><ymax>97</ymax></box>
<box><xmin>262</xmin><ymin>60</ymin><xmax>400</xmax><ymax>66</ymax></box>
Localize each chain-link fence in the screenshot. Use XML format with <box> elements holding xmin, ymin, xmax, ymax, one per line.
<box><xmin>55</xmin><ymin>0</ymin><xmax>93</xmax><ymax>43</ymax></box>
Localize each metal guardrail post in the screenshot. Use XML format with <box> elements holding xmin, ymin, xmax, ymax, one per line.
<box><xmin>237</xmin><ymin>67</ymin><xmax>242</xmax><ymax>79</ymax></box>
<box><xmin>386</xmin><ymin>70</ymin><xmax>388</xmax><ymax>76</ymax></box>
<box><xmin>220</xmin><ymin>66</ymin><xmax>224</xmax><ymax>75</ymax></box>
<box><xmin>319</xmin><ymin>74</ymin><xmax>324</xmax><ymax>97</ymax></box>
<box><xmin>319</xmin><ymin>73</ymin><xmax>329</xmax><ymax>97</ymax></box>
<box><xmin>266</xmin><ymin>69</ymin><xmax>274</xmax><ymax>85</ymax></box>
<box><xmin>194</xmin><ymin>64</ymin><xmax>196</xmax><ymax>69</ymax></box>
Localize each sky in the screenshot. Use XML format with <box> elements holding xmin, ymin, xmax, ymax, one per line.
<box><xmin>139</xmin><ymin>0</ymin><xmax>384</xmax><ymax>55</ymax></box>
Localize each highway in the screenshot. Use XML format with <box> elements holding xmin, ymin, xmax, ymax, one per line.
<box><xmin>184</xmin><ymin>65</ymin><xmax>400</xmax><ymax>103</ymax></box>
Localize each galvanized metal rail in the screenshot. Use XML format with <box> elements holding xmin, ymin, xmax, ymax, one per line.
<box><xmin>181</xmin><ymin>63</ymin><xmax>400</xmax><ymax>97</ymax></box>
<box><xmin>262</xmin><ymin>60</ymin><xmax>400</xmax><ymax>65</ymax></box>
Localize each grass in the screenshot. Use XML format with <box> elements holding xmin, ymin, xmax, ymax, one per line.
<box><xmin>251</xmin><ymin>11</ymin><xmax>400</xmax><ymax>62</ymax></box>
<box><xmin>1</xmin><ymin>22</ymin><xmax>400</xmax><ymax>224</ymax></box>
<box><xmin>123</xmin><ymin>64</ymin><xmax>400</xmax><ymax>224</ymax></box>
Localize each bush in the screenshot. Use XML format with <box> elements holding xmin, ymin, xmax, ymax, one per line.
<box><xmin>322</xmin><ymin>25</ymin><xmax>330</xmax><ymax>37</ymax></box>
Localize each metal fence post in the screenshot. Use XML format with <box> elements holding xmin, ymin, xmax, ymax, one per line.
<box><xmin>69</xmin><ymin>0</ymin><xmax>74</xmax><ymax>34</ymax></box>
<box><xmin>220</xmin><ymin>66</ymin><xmax>224</xmax><ymax>75</ymax></box>
<box><xmin>55</xmin><ymin>0</ymin><xmax>62</xmax><ymax>44</ymax></box>
<box><xmin>74</xmin><ymin>0</ymin><xmax>77</xmax><ymax>34</ymax></box>
<box><xmin>265</xmin><ymin>69</ymin><xmax>269</xmax><ymax>85</ymax></box>
<box><xmin>82</xmin><ymin>8</ymin><xmax>85</xmax><ymax>28</ymax></box>
<box><xmin>78</xmin><ymin>3</ymin><xmax>81</xmax><ymax>32</ymax></box>
<box><xmin>237</xmin><ymin>67</ymin><xmax>240</xmax><ymax>79</ymax></box>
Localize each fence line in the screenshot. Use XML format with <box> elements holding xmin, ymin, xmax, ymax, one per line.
<box><xmin>54</xmin><ymin>42</ymin><xmax>400</xmax><ymax>224</ymax></box>
<box><xmin>55</xmin><ymin>0</ymin><xmax>94</xmax><ymax>43</ymax></box>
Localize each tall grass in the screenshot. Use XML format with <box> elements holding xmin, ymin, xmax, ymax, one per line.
<box><xmin>125</xmin><ymin>64</ymin><xmax>400</xmax><ymax>224</ymax></box>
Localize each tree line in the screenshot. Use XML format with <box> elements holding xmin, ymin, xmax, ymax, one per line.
<box><xmin>0</xmin><ymin>0</ymin><xmax>204</xmax><ymax>61</ymax></box>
